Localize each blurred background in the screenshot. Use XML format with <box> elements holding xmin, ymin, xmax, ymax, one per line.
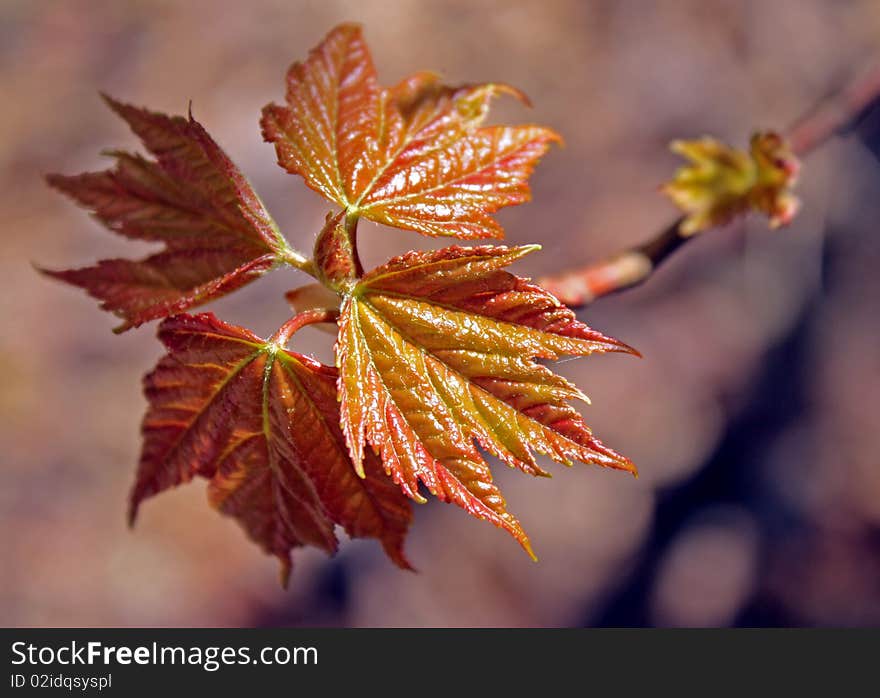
<box><xmin>2</xmin><ymin>0</ymin><xmax>879</xmax><ymax>627</ymax></box>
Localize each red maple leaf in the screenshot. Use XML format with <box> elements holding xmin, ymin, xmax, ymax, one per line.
<box><xmin>43</xmin><ymin>97</ymin><xmax>296</xmax><ymax>332</ymax></box>
<box><xmin>334</xmin><ymin>244</ymin><xmax>636</xmax><ymax>555</ymax></box>
<box><xmin>131</xmin><ymin>312</ymin><xmax>411</xmax><ymax>585</ymax></box>
<box><xmin>261</xmin><ymin>23</ymin><xmax>560</xmax><ymax>240</ymax></box>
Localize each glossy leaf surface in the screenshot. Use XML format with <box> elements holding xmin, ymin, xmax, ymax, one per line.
<box><xmin>44</xmin><ymin>97</ymin><xmax>291</xmax><ymax>331</ymax></box>
<box><xmin>131</xmin><ymin>313</ymin><xmax>411</xmax><ymax>585</ymax></box>
<box><xmin>336</xmin><ymin>245</ymin><xmax>636</xmax><ymax>555</ymax></box>
<box><xmin>261</xmin><ymin>23</ymin><xmax>560</xmax><ymax>239</ymax></box>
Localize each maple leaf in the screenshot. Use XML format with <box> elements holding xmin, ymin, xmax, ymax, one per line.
<box><xmin>130</xmin><ymin>312</ymin><xmax>411</xmax><ymax>585</ymax></box>
<box><xmin>661</xmin><ymin>131</ymin><xmax>800</xmax><ymax>235</ymax></box>
<box><xmin>334</xmin><ymin>244</ymin><xmax>636</xmax><ymax>557</ymax></box>
<box><xmin>261</xmin><ymin>23</ymin><xmax>560</xmax><ymax>240</ymax></box>
<box><xmin>43</xmin><ymin>96</ymin><xmax>296</xmax><ymax>332</ymax></box>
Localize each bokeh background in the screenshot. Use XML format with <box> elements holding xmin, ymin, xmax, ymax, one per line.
<box><xmin>2</xmin><ymin>0</ymin><xmax>879</xmax><ymax>627</ymax></box>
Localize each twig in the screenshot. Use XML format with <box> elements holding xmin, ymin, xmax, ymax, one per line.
<box><xmin>539</xmin><ymin>59</ymin><xmax>880</xmax><ymax>308</ymax></box>
<box><xmin>787</xmin><ymin>59</ymin><xmax>880</xmax><ymax>156</ymax></box>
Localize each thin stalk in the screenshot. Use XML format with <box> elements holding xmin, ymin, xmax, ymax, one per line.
<box><xmin>278</xmin><ymin>246</ymin><xmax>317</xmax><ymax>277</ymax></box>
<box><xmin>271</xmin><ymin>308</ymin><xmax>340</xmax><ymax>346</ymax></box>
<box><xmin>539</xmin><ymin>58</ymin><xmax>880</xmax><ymax>308</ymax></box>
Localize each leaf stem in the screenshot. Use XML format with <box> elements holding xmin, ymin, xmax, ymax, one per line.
<box><xmin>539</xmin><ymin>218</ymin><xmax>685</xmax><ymax>306</ymax></box>
<box><xmin>278</xmin><ymin>246</ymin><xmax>317</xmax><ymax>277</ymax></box>
<box><xmin>272</xmin><ymin>308</ymin><xmax>340</xmax><ymax>345</ymax></box>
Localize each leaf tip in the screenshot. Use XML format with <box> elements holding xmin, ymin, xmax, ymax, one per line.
<box><xmin>44</xmin><ymin>172</ymin><xmax>65</xmax><ymax>190</ymax></box>
<box><xmin>574</xmin><ymin>387</ymin><xmax>592</xmax><ymax>405</ymax></box>
<box><xmin>126</xmin><ymin>498</ymin><xmax>140</xmax><ymax>529</ymax></box>
<box><xmin>493</xmin><ymin>83</ymin><xmax>532</xmax><ymax>108</ymax></box>
<box><xmin>620</xmin><ymin>341</ymin><xmax>642</xmax><ymax>358</ymax></box>
<box><xmin>31</xmin><ymin>260</ymin><xmax>51</xmax><ymax>277</ymax></box>
<box><xmin>387</xmin><ymin>543</ymin><xmax>416</xmax><ymax>572</ymax></box>
<box><xmin>543</xmin><ymin>127</ymin><xmax>565</xmax><ymax>148</ymax></box>
<box><xmin>506</xmin><ymin>243</ymin><xmax>542</xmax><ymax>264</ymax></box>
<box><xmin>594</xmin><ymin>331</ymin><xmax>640</xmax><ymax>357</ymax></box>
<box><xmin>353</xmin><ymin>460</ymin><xmax>367</xmax><ymax>480</ymax></box>
<box><xmin>667</xmin><ymin>138</ymin><xmax>687</xmax><ymax>156</ymax></box>
<box><xmin>616</xmin><ymin>454</ymin><xmax>639</xmax><ymax>478</ymax></box>
<box><xmin>334</xmin><ymin>20</ymin><xmax>364</xmax><ymax>33</ymax></box>
<box><xmin>99</xmin><ymin>91</ymin><xmax>127</xmax><ymax>118</ymax></box>
<box><xmin>278</xmin><ymin>557</ymin><xmax>293</xmax><ymax>589</ymax></box>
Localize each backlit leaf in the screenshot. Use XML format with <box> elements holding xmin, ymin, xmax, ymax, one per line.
<box><xmin>662</xmin><ymin>131</ymin><xmax>800</xmax><ymax>235</ymax></box>
<box><xmin>336</xmin><ymin>244</ymin><xmax>636</xmax><ymax>556</ymax></box>
<box><xmin>131</xmin><ymin>313</ymin><xmax>411</xmax><ymax>585</ymax></box>
<box><xmin>43</xmin><ymin>96</ymin><xmax>293</xmax><ymax>332</ymax></box>
<box><xmin>261</xmin><ymin>23</ymin><xmax>560</xmax><ymax>240</ymax></box>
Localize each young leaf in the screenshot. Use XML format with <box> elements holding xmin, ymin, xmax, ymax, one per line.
<box><xmin>748</xmin><ymin>132</ymin><xmax>802</xmax><ymax>227</ymax></box>
<box><xmin>43</xmin><ymin>97</ymin><xmax>294</xmax><ymax>332</ymax></box>
<box><xmin>312</xmin><ymin>210</ymin><xmax>359</xmax><ymax>292</ymax></box>
<box><xmin>662</xmin><ymin>131</ymin><xmax>800</xmax><ymax>235</ymax></box>
<box><xmin>261</xmin><ymin>23</ymin><xmax>560</xmax><ymax>240</ymax></box>
<box><xmin>335</xmin><ymin>245</ymin><xmax>636</xmax><ymax>556</ymax></box>
<box><xmin>131</xmin><ymin>312</ymin><xmax>411</xmax><ymax>585</ymax></box>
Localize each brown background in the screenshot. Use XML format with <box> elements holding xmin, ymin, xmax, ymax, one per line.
<box><xmin>2</xmin><ymin>0</ymin><xmax>879</xmax><ymax>627</ymax></box>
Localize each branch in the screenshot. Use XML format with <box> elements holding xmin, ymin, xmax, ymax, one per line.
<box><xmin>539</xmin><ymin>59</ymin><xmax>880</xmax><ymax>308</ymax></box>
<box><xmin>787</xmin><ymin>59</ymin><xmax>880</xmax><ymax>156</ymax></box>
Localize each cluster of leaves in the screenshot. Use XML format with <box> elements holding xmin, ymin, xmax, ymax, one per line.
<box><xmin>43</xmin><ymin>23</ymin><xmax>637</xmax><ymax>584</ymax></box>
<box><xmin>662</xmin><ymin>132</ymin><xmax>800</xmax><ymax>235</ymax></box>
